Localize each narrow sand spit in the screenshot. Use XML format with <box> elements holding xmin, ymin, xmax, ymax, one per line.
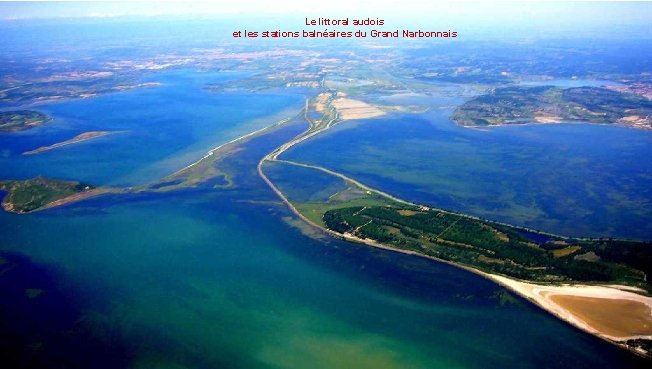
<box><xmin>23</xmin><ymin>131</ymin><xmax>119</xmax><ymax>155</ymax></box>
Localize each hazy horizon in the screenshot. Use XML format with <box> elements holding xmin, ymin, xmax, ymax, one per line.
<box><xmin>2</xmin><ymin>1</ymin><xmax>651</xmax><ymax>38</ymax></box>
<box><xmin>1</xmin><ymin>1</ymin><xmax>651</xmax><ymax>43</ymax></box>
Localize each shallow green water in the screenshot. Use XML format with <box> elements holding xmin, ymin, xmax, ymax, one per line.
<box><xmin>1</xmin><ymin>125</ymin><xmax>648</xmax><ymax>368</ymax></box>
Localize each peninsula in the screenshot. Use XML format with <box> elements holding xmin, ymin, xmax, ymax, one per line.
<box><xmin>0</xmin><ymin>177</ymin><xmax>103</xmax><ymax>213</ymax></box>
<box><xmin>453</xmin><ymin>86</ymin><xmax>652</xmax><ymax>129</ymax></box>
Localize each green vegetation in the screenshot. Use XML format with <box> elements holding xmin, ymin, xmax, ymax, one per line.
<box><xmin>296</xmin><ymin>189</ymin><xmax>394</xmax><ymax>226</ymax></box>
<box><xmin>322</xmin><ymin>205</ymin><xmax>652</xmax><ymax>290</ymax></box>
<box><xmin>453</xmin><ymin>86</ymin><xmax>652</xmax><ymax>128</ymax></box>
<box><xmin>0</xmin><ymin>176</ymin><xmax>93</xmax><ymax>213</ymax></box>
<box><xmin>0</xmin><ymin>110</ymin><xmax>49</xmax><ymax>132</ymax></box>
<box><xmin>262</xmin><ymin>160</ymin><xmax>396</xmax><ymax>227</ymax></box>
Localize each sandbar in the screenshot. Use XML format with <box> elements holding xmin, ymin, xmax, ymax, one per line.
<box><xmin>331</xmin><ymin>98</ymin><xmax>385</xmax><ymax>120</ymax></box>
<box><xmin>23</xmin><ymin>131</ymin><xmax>120</xmax><ymax>155</ymax></box>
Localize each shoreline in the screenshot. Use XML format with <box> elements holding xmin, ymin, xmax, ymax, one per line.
<box><xmin>170</xmin><ymin>104</ymin><xmax>306</xmax><ymax>176</ymax></box>
<box><xmin>485</xmin><ymin>274</ymin><xmax>652</xmax><ymax>341</ymax></box>
<box><xmin>256</xmin><ymin>109</ymin><xmax>652</xmax><ymax>359</ymax></box>
<box><xmin>460</xmin><ymin>120</ymin><xmax>650</xmax><ymax>131</ymax></box>
<box><xmin>1</xmin><ymin>105</ymin><xmax>307</xmax><ymax>213</ymax></box>
<box><xmin>259</xmin><ymin>163</ymin><xmax>652</xmax><ymax>356</ymax></box>
<box><xmin>171</xmin><ymin>118</ymin><xmax>290</xmax><ymax>175</ymax></box>
<box><xmin>0</xmin><ymin>82</ymin><xmax>162</xmax><ymax>109</ymax></box>
<box><xmin>6</xmin><ymin>89</ymin><xmax>651</xmax><ymax>357</ymax></box>
<box><xmin>38</xmin><ymin>188</ymin><xmax>120</xmax><ymax>211</ymax></box>
<box><xmin>1</xmin><ymin>187</ymin><xmax>118</xmax><ymax>214</ymax></box>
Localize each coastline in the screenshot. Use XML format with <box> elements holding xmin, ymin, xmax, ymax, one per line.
<box><xmin>259</xmin><ymin>160</ymin><xmax>652</xmax><ymax>356</ymax></box>
<box><xmin>485</xmin><ymin>274</ymin><xmax>652</xmax><ymax>342</ymax></box>
<box><xmin>460</xmin><ymin>120</ymin><xmax>650</xmax><ymax>131</ymax></box>
<box><xmin>38</xmin><ymin>188</ymin><xmax>118</xmax><ymax>211</ymax></box>
<box><xmin>6</xmin><ymin>90</ymin><xmax>650</xmax><ymax>357</ymax></box>
<box><xmin>1</xmin><ymin>187</ymin><xmax>117</xmax><ymax>214</ymax></box>
<box><xmin>256</xmin><ymin>111</ymin><xmax>652</xmax><ymax>358</ymax></box>
<box><xmin>1</xmin><ymin>105</ymin><xmax>307</xmax><ymax>213</ymax></box>
<box><xmin>170</xmin><ymin>105</ymin><xmax>305</xmax><ymax>176</ymax></box>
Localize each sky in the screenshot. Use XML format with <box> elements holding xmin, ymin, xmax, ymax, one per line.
<box><xmin>1</xmin><ymin>1</ymin><xmax>651</xmax><ymax>39</ymax></box>
<box><xmin>0</xmin><ymin>1</ymin><xmax>650</xmax><ymax>21</ymax></box>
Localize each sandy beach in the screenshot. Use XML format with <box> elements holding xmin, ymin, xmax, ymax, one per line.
<box><xmin>485</xmin><ymin>274</ymin><xmax>652</xmax><ymax>341</ymax></box>
<box><xmin>331</xmin><ymin>98</ymin><xmax>385</xmax><ymax>120</ymax></box>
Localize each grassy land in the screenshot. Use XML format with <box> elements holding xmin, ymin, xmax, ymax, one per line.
<box><xmin>295</xmin><ymin>189</ymin><xmax>394</xmax><ymax>226</ymax></box>
<box><xmin>453</xmin><ymin>86</ymin><xmax>652</xmax><ymax>128</ymax></box>
<box><xmin>278</xmin><ymin>161</ymin><xmax>652</xmax><ymax>291</ymax></box>
<box><xmin>322</xmin><ymin>204</ymin><xmax>652</xmax><ymax>290</ymax></box>
<box><xmin>0</xmin><ymin>177</ymin><xmax>93</xmax><ymax>213</ymax></box>
<box><xmin>0</xmin><ymin>110</ymin><xmax>49</xmax><ymax>132</ymax></box>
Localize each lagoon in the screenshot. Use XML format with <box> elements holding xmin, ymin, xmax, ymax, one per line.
<box><xmin>0</xmin><ymin>68</ymin><xmax>305</xmax><ymax>186</ymax></box>
<box><xmin>282</xmin><ymin>110</ymin><xmax>652</xmax><ymax>239</ymax></box>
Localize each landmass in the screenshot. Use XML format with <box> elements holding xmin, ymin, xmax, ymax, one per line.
<box><xmin>22</xmin><ymin>131</ymin><xmax>120</xmax><ymax>155</ymax></box>
<box><xmin>1</xmin><ymin>74</ymin><xmax>161</xmax><ymax>104</ymax></box>
<box><xmin>0</xmin><ymin>176</ymin><xmax>104</xmax><ymax>213</ymax></box>
<box><xmin>2</xmin><ymin>20</ymin><xmax>652</xmax><ymax>366</ymax></box>
<box><xmin>453</xmin><ymin>86</ymin><xmax>652</xmax><ymax>129</ymax></box>
<box><xmin>606</xmin><ymin>83</ymin><xmax>652</xmax><ymax>101</ymax></box>
<box><xmin>0</xmin><ymin>110</ymin><xmax>49</xmax><ymax>132</ymax></box>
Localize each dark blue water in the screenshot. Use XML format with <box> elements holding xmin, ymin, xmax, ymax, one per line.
<box><xmin>283</xmin><ymin>110</ymin><xmax>652</xmax><ymax>239</ymax></box>
<box><xmin>0</xmin><ymin>68</ymin><xmax>305</xmax><ymax>186</ymax></box>
<box><xmin>264</xmin><ymin>160</ymin><xmax>348</xmax><ymax>202</ymax></box>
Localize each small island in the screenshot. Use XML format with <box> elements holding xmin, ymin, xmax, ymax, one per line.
<box><xmin>0</xmin><ymin>176</ymin><xmax>98</xmax><ymax>213</ymax></box>
<box><xmin>0</xmin><ymin>110</ymin><xmax>50</xmax><ymax>132</ymax></box>
<box><xmin>22</xmin><ymin>131</ymin><xmax>118</xmax><ymax>155</ymax></box>
<box><xmin>453</xmin><ymin>86</ymin><xmax>652</xmax><ymax>129</ymax></box>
